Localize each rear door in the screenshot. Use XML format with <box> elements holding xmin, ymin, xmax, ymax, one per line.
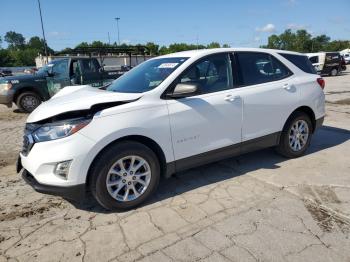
<box><xmin>234</xmin><ymin>51</ymin><xmax>298</xmax><ymax>143</ymax></box>
<box><xmin>79</xmin><ymin>59</ymin><xmax>103</xmax><ymax>87</ymax></box>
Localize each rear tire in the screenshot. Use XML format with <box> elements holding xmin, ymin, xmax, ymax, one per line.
<box><xmin>16</xmin><ymin>91</ymin><xmax>41</xmax><ymax>112</ymax></box>
<box><xmin>89</xmin><ymin>141</ymin><xmax>160</xmax><ymax>211</ymax></box>
<box><xmin>276</xmin><ymin>112</ymin><xmax>312</xmax><ymax>158</ymax></box>
<box><xmin>330</xmin><ymin>68</ymin><xmax>338</xmax><ymax>76</ymax></box>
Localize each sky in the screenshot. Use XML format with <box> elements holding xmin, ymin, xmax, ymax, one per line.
<box><xmin>1</xmin><ymin>0</ymin><xmax>349</xmax><ymax>51</ymax></box>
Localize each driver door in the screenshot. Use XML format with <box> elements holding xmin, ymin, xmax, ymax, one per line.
<box><xmin>47</xmin><ymin>59</ymin><xmax>71</xmax><ymax>97</ymax></box>
<box><xmin>166</xmin><ymin>53</ymin><xmax>243</xmax><ymax>170</ymax></box>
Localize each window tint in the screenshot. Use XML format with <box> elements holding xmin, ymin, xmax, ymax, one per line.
<box><xmin>179</xmin><ymin>53</ymin><xmax>233</xmax><ymax>94</ymax></box>
<box><xmin>308</xmin><ymin>56</ymin><xmax>319</xmax><ymax>64</ymax></box>
<box><xmin>279</xmin><ymin>53</ymin><xmax>317</xmax><ymax>74</ymax></box>
<box><xmin>81</xmin><ymin>59</ymin><xmax>100</xmax><ymax>73</ymax></box>
<box><xmin>52</xmin><ymin>59</ymin><xmax>68</xmax><ymax>76</ymax></box>
<box><xmin>236</xmin><ymin>52</ymin><xmax>292</xmax><ymax>86</ymax></box>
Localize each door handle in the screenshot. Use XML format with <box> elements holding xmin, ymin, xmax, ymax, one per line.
<box><xmin>224</xmin><ymin>94</ymin><xmax>240</xmax><ymax>102</ymax></box>
<box><xmin>283</xmin><ymin>83</ymin><xmax>293</xmax><ymax>91</ymax></box>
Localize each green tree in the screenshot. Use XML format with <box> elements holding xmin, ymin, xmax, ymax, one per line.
<box><xmin>4</xmin><ymin>31</ymin><xmax>25</xmax><ymax>49</ymax></box>
<box><xmin>207</xmin><ymin>42</ymin><xmax>221</xmax><ymax>48</ymax></box>
<box><xmin>295</xmin><ymin>30</ymin><xmax>312</xmax><ymax>52</ymax></box>
<box><xmin>264</xmin><ymin>34</ymin><xmax>281</xmax><ymax>49</ymax></box>
<box><xmin>145</xmin><ymin>42</ymin><xmax>159</xmax><ymax>55</ymax></box>
<box><xmin>75</xmin><ymin>42</ymin><xmax>90</xmax><ymax>49</ymax></box>
<box><xmin>311</xmin><ymin>34</ymin><xmax>330</xmax><ymax>52</ymax></box>
<box><xmin>0</xmin><ymin>49</ymin><xmax>13</xmax><ymax>66</ymax></box>
<box><xmin>222</xmin><ymin>44</ymin><xmax>230</xmax><ymax>48</ymax></box>
<box><xmin>91</xmin><ymin>41</ymin><xmax>105</xmax><ymax>47</ymax></box>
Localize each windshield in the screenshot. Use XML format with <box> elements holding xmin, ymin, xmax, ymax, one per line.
<box><xmin>36</xmin><ymin>59</ymin><xmax>67</xmax><ymax>75</ymax></box>
<box><xmin>37</xmin><ymin>63</ymin><xmax>53</xmax><ymax>74</ymax></box>
<box><xmin>107</xmin><ymin>57</ymin><xmax>188</xmax><ymax>93</ymax></box>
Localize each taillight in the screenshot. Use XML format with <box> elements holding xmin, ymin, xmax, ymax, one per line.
<box><xmin>317</xmin><ymin>78</ymin><xmax>325</xmax><ymax>90</ymax></box>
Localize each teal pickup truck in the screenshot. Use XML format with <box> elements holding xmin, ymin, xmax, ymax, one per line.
<box><xmin>0</xmin><ymin>57</ymin><xmax>126</xmax><ymax>112</ymax></box>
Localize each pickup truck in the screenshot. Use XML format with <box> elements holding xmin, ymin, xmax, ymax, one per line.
<box><xmin>0</xmin><ymin>57</ymin><xmax>126</xmax><ymax>112</ymax></box>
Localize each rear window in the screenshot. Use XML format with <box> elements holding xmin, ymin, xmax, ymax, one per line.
<box><xmin>279</xmin><ymin>53</ymin><xmax>317</xmax><ymax>74</ymax></box>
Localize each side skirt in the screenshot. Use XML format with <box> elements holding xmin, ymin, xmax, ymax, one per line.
<box><xmin>165</xmin><ymin>132</ymin><xmax>281</xmax><ymax>178</ymax></box>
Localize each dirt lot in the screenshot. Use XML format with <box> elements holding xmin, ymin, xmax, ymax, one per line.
<box><xmin>0</xmin><ymin>71</ymin><xmax>349</xmax><ymax>262</ymax></box>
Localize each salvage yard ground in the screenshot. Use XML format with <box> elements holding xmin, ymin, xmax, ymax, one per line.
<box><xmin>0</xmin><ymin>70</ymin><xmax>349</xmax><ymax>262</ymax></box>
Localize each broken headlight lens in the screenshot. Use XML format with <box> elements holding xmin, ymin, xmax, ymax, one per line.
<box><xmin>32</xmin><ymin>118</ymin><xmax>91</xmax><ymax>142</ymax></box>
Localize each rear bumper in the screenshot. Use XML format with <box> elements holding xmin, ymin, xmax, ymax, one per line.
<box><xmin>20</xmin><ymin>168</ymin><xmax>85</xmax><ymax>201</ymax></box>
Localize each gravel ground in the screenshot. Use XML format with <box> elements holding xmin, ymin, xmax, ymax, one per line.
<box><xmin>0</xmin><ymin>70</ymin><xmax>349</xmax><ymax>262</ymax></box>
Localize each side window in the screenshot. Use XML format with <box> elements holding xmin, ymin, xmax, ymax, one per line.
<box><xmin>81</xmin><ymin>59</ymin><xmax>99</xmax><ymax>73</ymax></box>
<box><xmin>52</xmin><ymin>59</ymin><xmax>68</xmax><ymax>77</ymax></box>
<box><xmin>279</xmin><ymin>53</ymin><xmax>317</xmax><ymax>74</ymax></box>
<box><xmin>236</xmin><ymin>52</ymin><xmax>291</xmax><ymax>86</ymax></box>
<box><xmin>179</xmin><ymin>53</ymin><xmax>233</xmax><ymax>94</ymax></box>
<box><xmin>309</xmin><ymin>56</ymin><xmax>319</xmax><ymax>64</ymax></box>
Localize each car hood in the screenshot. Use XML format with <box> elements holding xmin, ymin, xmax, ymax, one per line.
<box><xmin>1</xmin><ymin>73</ymin><xmax>45</xmax><ymax>83</ymax></box>
<box><xmin>27</xmin><ymin>86</ymin><xmax>142</xmax><ymax>123</ymax></box>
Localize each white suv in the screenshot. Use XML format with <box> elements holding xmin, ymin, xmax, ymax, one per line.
<box><xmin>17</xmin><ymin>48</ymin><xmax>325</xmax><ymax>210</ymax></box>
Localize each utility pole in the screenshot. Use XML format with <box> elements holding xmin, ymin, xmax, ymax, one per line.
<box><xmin>37</xmin><ymin>0</ymin><xmax>48</xmax><ymax>63</ymax></box>
<box><xmin>108</xmin><ymin>32</ymin><xmax>111</xmax><ymax>45</ymax></box>
<box><xmin>114</xmin><ymin>17</ymin><xmax>121</xmax><ymax>45</ymax></box>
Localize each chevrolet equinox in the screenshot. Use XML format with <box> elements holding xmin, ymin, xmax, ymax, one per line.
<box><xmin>17</xmin><ymin>48</ymin><xmax>325</xmax><ymax>210</ymax></box>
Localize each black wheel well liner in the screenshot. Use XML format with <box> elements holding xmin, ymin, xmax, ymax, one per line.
<box><xmin>86</xmin><ymin>135</ymin><xmax>167</xmax><ymax>186</ymax></box>
<box><xmin>285</xmin><ymin>106</ymin><xmax>316</xmax><ymax>133</ymax></box>
<box><xmin>13</xmin><ymin>87</ymin><xmax>43</xmax><ymax>103</ymax></box>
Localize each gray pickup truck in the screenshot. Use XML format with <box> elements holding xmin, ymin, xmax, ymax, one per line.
<box><xmin>0</xmin><ymin>57</ymin><xmax>126</xmax><ymax>112</ymax></box>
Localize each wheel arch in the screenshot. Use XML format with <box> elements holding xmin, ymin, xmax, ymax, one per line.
<box><xmin>284</xmin><ymin>106</ymin><xmax>316</xmax><ymax>133</ymax></box>
<box><xmin>13</xmin><ymin>86</ymin><xmax>44</xmax><ymax>103</ymax></box>
<box><xmin>86</xmin><ymin>135</ymin><xmax>168</xmax><ymax>186</ymax></box>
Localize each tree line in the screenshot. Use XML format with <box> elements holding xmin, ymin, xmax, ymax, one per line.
<box><xmin>0</xmin><ymin>29</ymin><xmax>349</xmax><ymax>67</ymax></box>
<box><xmin>261</xmin><ymin>29</ymin><xmax>349</xmax><ymax>53</ymax></box>
<box><xmin>0</xmin><ymin>31</ymin><xmax>54</xmax><ymax>67</ymax></box>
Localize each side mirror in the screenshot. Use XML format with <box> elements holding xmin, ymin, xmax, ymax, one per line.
<box><xmin>168</xmin><ymin>83</ymin><xmax>199</xmax><ymax>98</ymax></box>
<box><xmin>99</xmin><ymin>67</ymin><xmax>104</xmax><ymax>73</ymax></box>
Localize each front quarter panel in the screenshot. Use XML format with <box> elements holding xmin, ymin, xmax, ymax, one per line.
<box><xmin>76</xmin><ymin>101</ymin><xmax>172</xmax><ymax>183</ymax></box>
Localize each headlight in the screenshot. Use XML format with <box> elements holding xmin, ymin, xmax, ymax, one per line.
<box><xmin>0</xmin><ymin>83</ymin><xmax>12</xmax><ymax>91</ymax></box>
<box><xmin>32</xmin><ymin>118</ymin><xmax>91</xmax><ymax>142</ymax></box>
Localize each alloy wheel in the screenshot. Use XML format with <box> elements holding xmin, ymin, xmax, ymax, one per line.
<box><xmin>106</xmin><ymin>155</ymin><xmax>151</xmax><ymax>202</ymax></box>
<box><xmin>288</xmin><ymin>119</ymin><xmax>309</xmax><ymax>152</ymax></box>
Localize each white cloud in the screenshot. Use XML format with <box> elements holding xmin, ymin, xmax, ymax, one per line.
<box><xmin>256</xmin><ymin>23</ymin><xmax>276</xmax><ymax>33</ymax></box>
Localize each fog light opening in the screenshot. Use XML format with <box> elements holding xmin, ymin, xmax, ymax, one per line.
<box><xmin>54</xmin><ymin>160</ymin><xmax>72</xmax><ymax>180</ymax></box>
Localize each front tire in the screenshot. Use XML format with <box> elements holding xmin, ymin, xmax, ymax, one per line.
<box><xmin>16</xmin><ymin>91</ymin><xmax>41</xmax><ymax>112</ymax></box>
<box><xmin>90</xmin><ymin>141</ymin><xmax>160</xmax><ymax>211</ymax></box>
<box><xmin>276</xmin><ymin>112</ymin><xmax>312</xmax><ymax>158</ymax></box>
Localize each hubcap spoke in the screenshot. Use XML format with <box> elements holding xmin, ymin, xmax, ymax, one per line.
<box><xmin>289</xmin><ymin>119</ymin><xmax>309</xmax><ymax>152</ymax></box>
<box><xmin>106</xmin><ymin>155</ymin><xmax>151</xmax><ymax>202</ymax></box>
